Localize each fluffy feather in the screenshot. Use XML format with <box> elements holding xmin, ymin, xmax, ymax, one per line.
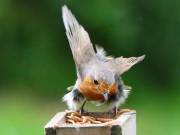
<box><xmin>95</xmin><ymin>45</ymin><xmax>113</xmax><ymax>62</ymax></box>
<box><xmin>63</xmin><ymin>91</ymin><xmax>85</xmax><ymax>110</ymax></box>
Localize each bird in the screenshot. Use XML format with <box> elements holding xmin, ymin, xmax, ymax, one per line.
<box><xmin>62</xmin><ymin>5</ymin><xmax>145</xmax><ymax>114</ymax></box>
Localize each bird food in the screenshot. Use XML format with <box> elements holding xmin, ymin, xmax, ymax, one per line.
<box><xmin>65</xmin><ymin>109</ymin><xmax>132</xmax><ymax>125</ymax></box>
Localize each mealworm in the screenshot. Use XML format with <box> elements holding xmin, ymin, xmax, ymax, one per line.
<box><xmin>96</xmin><ymin>117</ymin><xmax>114</xmax><ymax>122</ymax></box>
<box><xmin>66</xmin><ymin>119</ymin><xmax>75</xmax><ymax>124</ymax></box>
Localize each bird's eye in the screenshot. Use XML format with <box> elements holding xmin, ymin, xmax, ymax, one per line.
<box><xmin>93</xmin><ymin>80</ymin><xmax>99</xmax><ymax>85</ymax></box>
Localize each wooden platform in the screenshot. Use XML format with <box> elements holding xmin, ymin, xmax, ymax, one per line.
<box><xmin>44</xmin><ymin>110</ymin><xmax>136</xmax><ymax>135</ymax></box>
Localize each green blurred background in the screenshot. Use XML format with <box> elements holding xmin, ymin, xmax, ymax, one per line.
<box><xmin>0</xmin><ymin>0</ymin><xmax>180</xmax><ymax>135</ymax></box>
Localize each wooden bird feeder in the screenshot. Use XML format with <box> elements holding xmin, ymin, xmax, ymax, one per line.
<box><xmin>44</xmin><ymin>110</ymin><xmax>136</xmax><ymax>135</ymax></box>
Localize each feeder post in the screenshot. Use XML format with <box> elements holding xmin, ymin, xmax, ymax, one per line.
<box><xmin>44</xmin><ymin>110</ymin><xmax>136</xmax><ymax>135</ymax></box>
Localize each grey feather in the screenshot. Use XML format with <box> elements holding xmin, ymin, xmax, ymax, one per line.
<box><xmin>105</xmin><ymin>55</ymin><xmax>146</xmax><ymax>75</ymax></box>
<box><xmin>62</xmin><ymin>6</ymin><xmax>96</xmax><ymax>71</ymax></box>
<box><xmin>95</xmin><ymin>45</ymin><xmax>113</xmax><ymax>62</ymax></box>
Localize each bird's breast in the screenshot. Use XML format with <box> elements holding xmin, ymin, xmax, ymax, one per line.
<box><xmin>79</xmin><ymin>76</ymin><xmax>117</xmax><ymax>101</ymax></box>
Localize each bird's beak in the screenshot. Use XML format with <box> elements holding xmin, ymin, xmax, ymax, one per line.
<box><xmin>102</xmin><ymin>92</ymin><xmax>108</xmax><ymax>101</ymax></box>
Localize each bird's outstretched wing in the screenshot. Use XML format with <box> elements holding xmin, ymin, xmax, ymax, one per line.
<box><xmin>62</xmin><ymin>6</ymin><xmax>96</xmax><ymax>69</ymax></box>
<box><xmin>105</xmin><ymin>55</ymin><xmax>145</xmax><ymax>75</ymax></box>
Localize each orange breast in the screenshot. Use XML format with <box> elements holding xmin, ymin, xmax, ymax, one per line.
<box><xmin>79</xmin><ymin>76</ymin><xmax>117</xmax><ymax>101</ymax></box>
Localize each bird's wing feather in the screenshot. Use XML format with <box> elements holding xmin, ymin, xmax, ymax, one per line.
<box><xmin>62</xmin><ymin>6</ymin><xmax>96</xmax><ymax>69</ymax></box>
<box><xmin>105</xmin><ymin>55</ymin><xmax>145</xmax><ymax>75</ymax></box>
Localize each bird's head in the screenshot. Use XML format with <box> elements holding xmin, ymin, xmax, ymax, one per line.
<box><xmin>79</xmin><ymin>67</ymin><xmax>117</xmax><ymax>101</ymax></box>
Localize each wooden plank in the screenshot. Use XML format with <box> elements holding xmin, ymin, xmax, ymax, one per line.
<box><xmin>44</xmin><ymin>110</ymin><xmax>136</xmax><ymax>135</ymax></box>
<box><xmin>44</xmin><ymin>112</ymin><xmax>66</xmax><ymax>135</ymax></box>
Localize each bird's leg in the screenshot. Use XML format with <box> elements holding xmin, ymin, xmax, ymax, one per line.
<box><xmin>80</xmin><ymin>100</ymin><xmax>86</xmax><ymax>115</ymax></box>
<box><xmin>112</xmin><ymin>106</ymin><xmax>117</xmax><ymax>116</ymax></box>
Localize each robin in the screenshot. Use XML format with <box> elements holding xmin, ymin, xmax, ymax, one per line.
<box><xmin>62</xmin><ymin>5</ymin><xmax>145</xmax><ymax>114</ymax></box>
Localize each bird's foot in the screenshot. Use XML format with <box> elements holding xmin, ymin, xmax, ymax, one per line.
<box><xmin>79</xmin><ymin>108</ymin><xmax>86</xmax><ymax>115</ymax></box>
<box><xmin>108</xmin><ymin>107</ymin><xmax>117</xmax><ymax>117</ymax></box>
<box><xmin>113</xmin><ymin>107</ymin><xmax>117</xmax><ymax>116</ymax></box>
